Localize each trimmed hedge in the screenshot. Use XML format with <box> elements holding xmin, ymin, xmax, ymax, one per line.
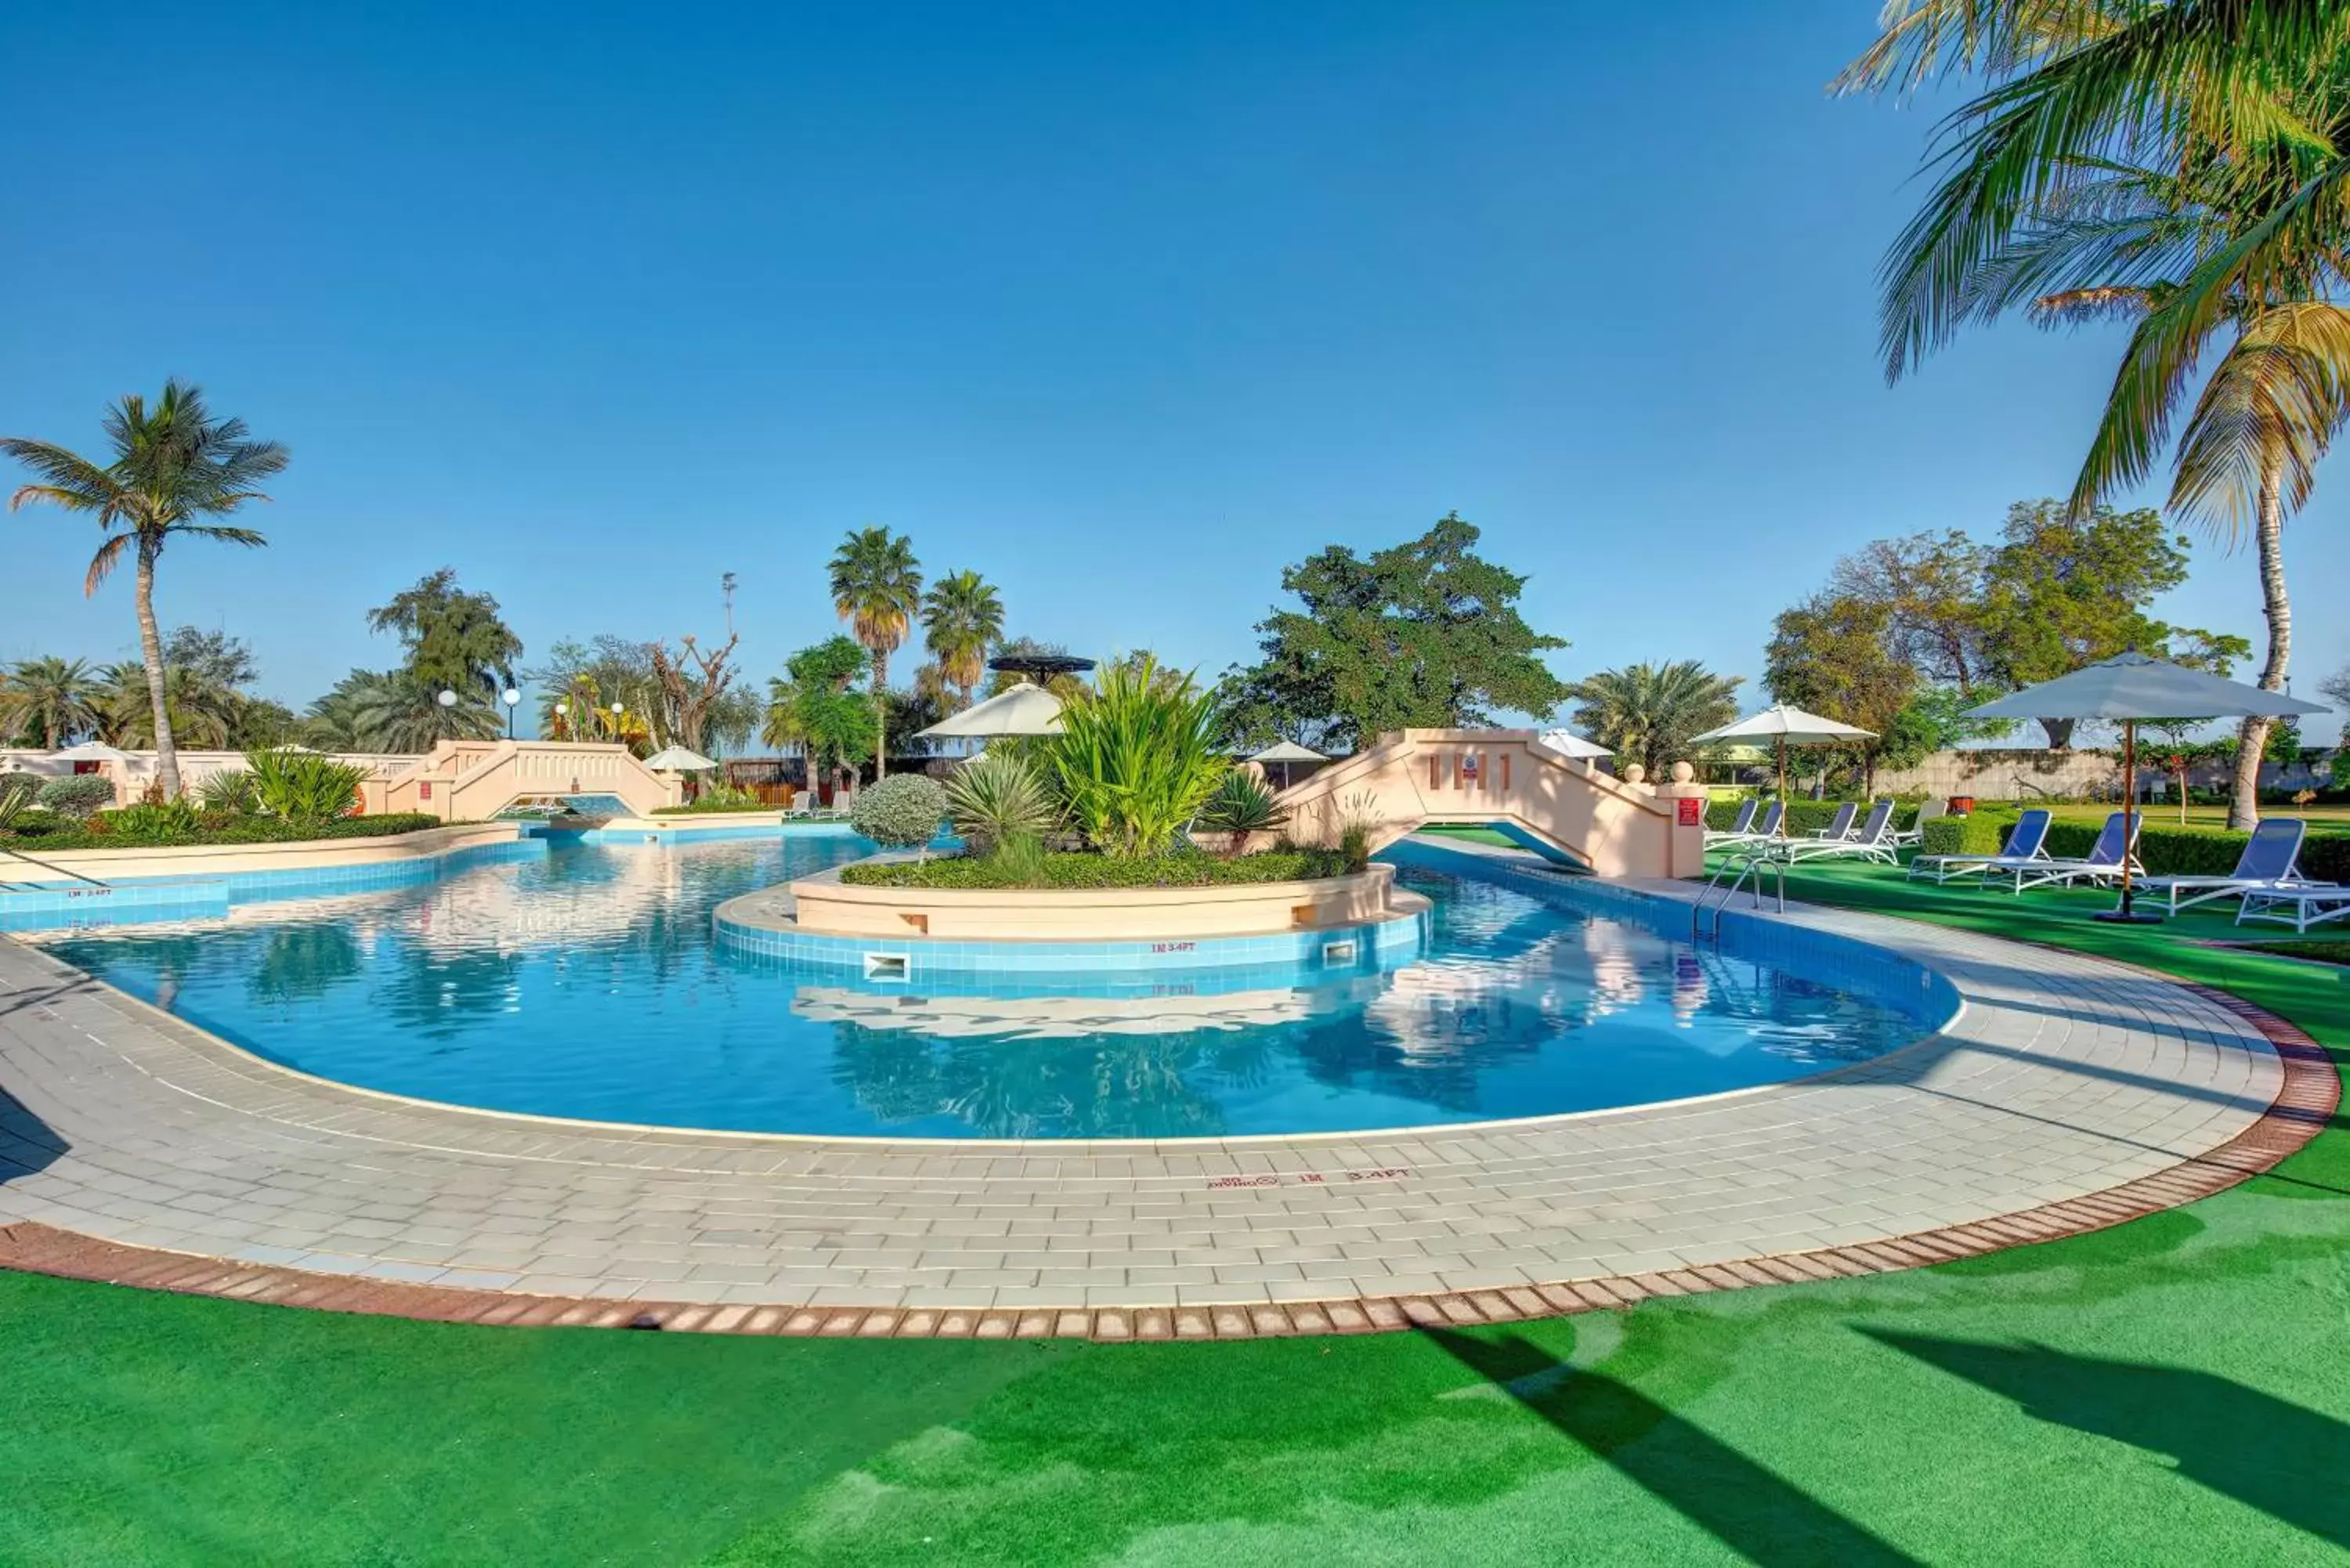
<box><xmin>1918</xmin><ymin>814</ymin><xmax>2012</xmax><ymax>859</ymax></box>
<box><xmin>840</xmin><ymin>847</ymin><xmax>1351</xmax><ymax>890</ymax></box>
<box><xmin>2044</xmin><ymin>819</ymin><xmax>2350</xmax><ymax>881</ymax></box>
<box><xmin>0</xmin><ymin>812</ymin><xmax>448</xmax><ymax>851</ymax></box>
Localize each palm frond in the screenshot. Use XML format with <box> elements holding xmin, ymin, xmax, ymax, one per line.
<box><xmin>2167</xmin><ymin>302</ymin><xmax>2350</xmax><ymax>537</ymax></box>
<box><xmin>82</xmin><ymin>533</ymin><xmax>132</xmax><ymax>595</ymax></box>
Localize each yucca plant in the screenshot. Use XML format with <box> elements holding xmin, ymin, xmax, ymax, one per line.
<box><xmin>244</xmin><ymin>747</ymin><xmax>364</xmax><ymax>829</ymax></box>
<box><xmin>197</xmin><ymin>768</ymin><xmax>262</xmax><ymax>815</ymax></box>
<box><xmin>1196</xmin><ymin>769</ymin><xmax>1288</xmax><ymax>858</ymax></box>
<box><xmin>945</xmin><ymin>750</ymin><xmax>1061</xmax><ymax>854</ymax></box>
<box><xmin>1047</xmin><ymin>655</ymin><xmax>1228</xmax><ymax>859</ymax></box>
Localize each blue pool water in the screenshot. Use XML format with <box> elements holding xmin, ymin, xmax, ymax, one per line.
<box><xmin>31</xmin><ymin>837</ymin><xmax>1946</xmax><ymax>1140</ymax></box>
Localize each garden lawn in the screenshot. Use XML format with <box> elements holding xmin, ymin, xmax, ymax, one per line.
<box><xmin>2</xmin><ymin>856</ymin><xmax>2347</xmax><ymax>1566</ymax></box>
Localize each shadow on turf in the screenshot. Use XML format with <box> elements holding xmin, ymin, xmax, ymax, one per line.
<box><xmin>1421</xmin><ymin>1326</ymin><xmax>1923</xmax><ymax>1566</ymax></box>
<box><xmin>1863</xmin><ymin>1331</ymin><xmax>2350</xmax><ymax>1549</ymax></box>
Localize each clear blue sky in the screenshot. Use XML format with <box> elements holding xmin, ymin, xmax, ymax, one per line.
<box><xmin>4</xmin><ymin>2</ymin><xmax>2343</xmax><ymax>740</ymax></box>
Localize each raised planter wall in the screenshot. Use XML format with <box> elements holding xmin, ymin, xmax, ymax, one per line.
<box><xmin>3</xmin><ymin>821</ymin><xmax>524</xmax><ymax>886</ymax></box>
<box><xmin>790</xmin><ymin>864</ymin><xmax>1400</xmax><ymax>941</ymax></box>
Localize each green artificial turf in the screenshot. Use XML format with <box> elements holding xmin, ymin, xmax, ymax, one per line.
<box><xmin>1411</xmin><ymin>822</ymin><xmax>1524</xmax><ymax>849</ymax></box>
<box><xmin>2</xmin><ymin>858</ymin><xmax>2346</xmax><ymax>1566</ymax></box>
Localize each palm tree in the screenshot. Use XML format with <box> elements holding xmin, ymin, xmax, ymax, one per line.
<box><xmin>920</xmin><ymin>569</ymin><xmax>1006</xmax><ymax>709</ymax></box>
<box><xmin>1841</xmin><ymin>4</ymin><xmax>2350</xmax><ymax>828</ymax></box>
<box><xmin>98</xmin><ymin>661</ymin><xmax>242</xmax><ymax>750</ymax></box>
<box><xmin>1566</xmin><ymin>661</ymin><xmax>1742</xmax><ymax>779</ymax></box>
<box><xmin>2</xmin><ymin>381</ymin><xmax>287</xmax><ymax>797</ymax></box>
<box><xmin>827</xmin><ymin>527</ymin><xmax>922</xmax><ymax>779</ymax></box>
<box><xmin>2</xmin><ymin>656</ymin><xmax>100</xmax><ymax>747</ymax></box>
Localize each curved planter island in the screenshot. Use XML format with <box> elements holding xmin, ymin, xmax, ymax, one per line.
<box><xmin>713</xmin><ymin>860</ymin><xmax>1431</xmax><ymax>976</ymax></box>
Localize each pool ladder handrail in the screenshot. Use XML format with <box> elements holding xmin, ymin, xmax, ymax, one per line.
<box><xmin>1694</xmin><ymin>844</ymin><xmax>1787</xmax><ymax>939</ymax></box>
<box><xmin>0</xmin><ymin>842</ymin><xmax>110</xmax><ymax>891</ymax></box>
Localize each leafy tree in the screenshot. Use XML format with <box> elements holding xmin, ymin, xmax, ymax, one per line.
<box><xmin>1764</xmin><ymin>594</ymin><xmax>1918</xmax><ymax>793</ymax></box>
<box><xmin>1974</xmin><ymin>500</ymin><xmax>2249</xmax><ymax>745</ymax></box>
<box><xmin>1220</xmin><ymin>512</ymin><xmax>1569</xmax><ymax>752</ymax></box>
<box><xmin>1841</xmin><ymin>7</ymin><xmax>2350</xmax><ymax>828</ymax></box>
<box><xmin>1564</xmin><ymin>660</ymin><xmax>1741</xmax><ymax>779</ymax></box>
<box><xmin>2</xmin><ymin>379</ymin><xmax>288</xmax><ymax>797</ymax></box>
<box><xmin>772</xmin><ymin>636</ymin><xmax>877</xmax><ymax>798</ymax></box>
<box><xmin>367</xmin><ymin>569</ymin><xmax>524</xmax><ymax>698</ymax></box>
<box><xmin>1827</xmin><ymin>530</ymin><xmax>1990</xmax><ymax>688</ymax></box>
<box><xmin>921</xmin><ymin>569</ymin><xmax>1006</xmax><ymax>709</ymax></box>
<box><xmin>526</xmin><ymin>637</ymin><xmax>660</xmax><ymax>747</ymax></box>
<box><xmin>2</xmin><ymin>656</ymin><xmax>101</xmax><ymax>746</ymax></box>
<box><xmin>162</xmin><ymin>626</ymin><xmax>261</xmax><ymax>691</ymax></box>
<box><xmin>96</xmin><ymin>659</ymin><xmax>245</xmax><ymax>750</ymax></box>
<box><xmin>828</xmin><ymin>527</ymin><xmax>923</xmax><ymax>778</ymax></box>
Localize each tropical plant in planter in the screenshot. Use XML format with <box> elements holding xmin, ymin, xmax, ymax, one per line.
<box><xmin>197</xmin><ymin>768</ymin><xmax>262</xmax><ymax>815</ymax></box>
<box><xmin>851</xmin><ymin>773</ymin><xmax>949</xmax><ymax>860</ymax></box>
<box><xmin>1196</xmin><ymin>769</ymin><xmax>1288</xmax><ymax>858</ymax></box>
<box><xmin>1049</xmin><ymin>655</ymin><xmax>1227</xmax><ymax>859</ymax></box>
<box><xmin>244</xmin><ymin>748</ymin><xmax>364</xmax><ymax>829</ymax></box>
<box><xmin>944</xmin><ymin>750</ymin><xmax>1061</xmax><ymax>855</ymax></box>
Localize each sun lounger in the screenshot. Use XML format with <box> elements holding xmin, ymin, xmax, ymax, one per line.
<box><xmin>2236</xmin><ymin>883</ymin><xmax>2350</xmax><ymax>934</ymax></box>
<box><xmin>2139</xmin><ymin>818</ymin><xmax>2312</xmax><ymax>912</ymax></box>
<box><xmin>2008</xmin><ymin>811</ymin><xmax>2143</xmax><ymax>892</ymax></box>
<box><xmin>1892</xmin><ymin>797</ymin><xmax>1946</xmax><ymax>848</ymax></box>
<box><xmin>1705</xmin><ymin>798</ymin><xmax>1758</xmax><ymax>848</ymax></box>
<box><xmin>1909</xmin><ymin>808</ymin><xmax>2052</xmax><ymax>884</ymax></box>
<box><xmin>1715</xmin><ymin>800</ymin><xmax>1784</xmax><ymax>848</ymax></box>
<box><xmin>1806</xmin><ymin>802</ymin><xmax>1860</xmax><ymax>844</ymax></box>
<box><xmin>1779</xmin><ymin>799</ymin><xmax>1900</xmax><ymax>865</ymax></box>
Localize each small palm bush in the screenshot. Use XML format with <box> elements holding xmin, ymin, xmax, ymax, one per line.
<box><xmin>945</xmin><ymin>751</ymin><xmax>1061</xmax><ymax>854</ymax></box>
<box><xmin>1048</xmin><ymin>655</ymin><xmax>1228</xmax><ymax>859</ymax></box>
<box><xmin>851</xmin><ymin>772</ymin><xmax>949</xmax><ymax>856</ymax></box>
<box><xmin>37</xmin><ymin>774</ymin><xmax>116</xmax><ymax>819</ymax></box>
<box><xmin>244</xmin><ymin>748</ymin><xmax>365</xmax><ymax>829</ymax></box>
<box><xmin>197</xmin><ymin>768</ymin><xmax>262</xmax><ymax>815</ymax></box>
<box><xmin>0</xmin><ymin>775</ymin><xmax>42</xmax><ymax>831</ymax></box>
<box><xmin>1196</xmin><ymin>769</ymin><xmax>1288</xmax><ymax>857</ymax></box>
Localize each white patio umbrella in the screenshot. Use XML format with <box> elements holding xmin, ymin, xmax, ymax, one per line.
<box><xmin>1965</xmin><ymin>652</ymin><xmax>2327</xmax><ymax>922</ymax></box>
<box><xmin>52</xmin><ymin>739</ymin><xmax>131</xmax><ymax>763</ymax></box>
<box><xmin>641</xmin><ymin>744</ymin><xmax>719</xmax><ymax>773</ymax></box>
<box><xmin>916</xmin><ymin>681</ymin><xmax>1066</xmax><ymax>741</ymax></box>
<box><xmin>1535</xmin><ymin>730</ymin><xmax>1614</xmax><ymax>761</ymax></box>
<box><xmin>1248</xmin><ymin>739</ymin><xmax>1326</xmax><ymax>789</ymax></box>
<box><xmin>1690</xmin><ymin>704</ymin><xmax>1875</xmax><ymax>808</ymax></box>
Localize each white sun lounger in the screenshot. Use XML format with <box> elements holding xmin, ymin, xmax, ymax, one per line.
<box><xmin>1806</xmin><ymin>802</ymin><xmax>1860</xmax><ymax>844</ymax></box>
<box><xmin>1892</xmin><ymin>797</ymin><xmax>1946</xmax><ymax>848</ymax></box>
<box><xmin>2138</xmin><ymin>818</ymin><xmax>2312</xmax><ymax>913</ymax></box>
<box><xmin>1714</xmin><ymin>800</ymin><xmax>1784</xmax><ymax>848</ymax></box>
<box><xmin>1910</xmin><ymin>808</ymin><xmax>2052</xmax><ymax>885</ymax></box>
<box><xmin>2236</xmin><ymin>884</ymin><xmax>2350</xmax><ymax>934</ymax></box>
<box><xmin>1705</xmin><ymin>798</ymin><xmax>1758</xmax><ymax>848</ymax></box>
<box><xmin>1779</xmin><ymin>798</ymin><xmax>1900</xmax><ymax>865</ymax></box>
<box><xmin>2010</xmin><ymin>811</ymin><xmax>2144</xmax><ymax>892</ymax></box>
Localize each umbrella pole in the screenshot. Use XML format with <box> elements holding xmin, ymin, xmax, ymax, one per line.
<box><xmin>1777</xmin><ymin>737</ymin><xmax>1787</xmax><ymax>833</ymax></box>
<box><xmin>2095</xmin><ymin>719</ymin><xmax>2159</xmax><ymax>924</ymax></box>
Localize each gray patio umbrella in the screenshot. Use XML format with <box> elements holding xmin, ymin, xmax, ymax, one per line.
<box><xmin>1690</xmin><ymin>705</ymin><xmax>1875</xmax><ymax>808</ymax></box>
<box><xmin>1965</xmin><ymin>652</ymin><xmax>2326</xmax><ymax>922</ymax></box>
<box><xmin>916</xmin><ymin>681</ymin><xmax>1066</xmax><ymax>741</ymax></box>
<box><xmin>1535</xmin><ymin>730</ymin><xmax>1614</xmax><ymax>761</ymax></box>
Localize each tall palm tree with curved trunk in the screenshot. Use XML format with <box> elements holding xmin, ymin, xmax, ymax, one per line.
<box><xmin>2</xmin><ymin>656</ymin><xmax>100</xmax><ymax>747</ymax></box>
<box><xmin>828</xmin><ymin>527</ymin><xmax>922</xmax><ymax>779</ymax></box>
<box><xmin>921</xmin><ymin>569</ymin><xmax>1006</xmax><ymax>710</ymax></box>
<box><xmin>1842</xmin><ymin>0</ymin><xmax>2350</xmax><ymax>827</ymax></box>
<box><xmin>2</xmin><ymin>381</ymin><xmax>287</xmax><ymax>797</ymax></box>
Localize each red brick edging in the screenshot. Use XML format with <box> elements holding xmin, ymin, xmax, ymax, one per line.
<box><xmin>0</xmin><ymin>984</ymin><xmax>2334</xmax><ymax>1342</ymax></box>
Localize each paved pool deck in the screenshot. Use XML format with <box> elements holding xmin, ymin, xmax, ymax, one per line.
<box><xmin>0</xmin><ymin>844</ymin><xmax>2331</xmax><ymax>1339</ymax></box>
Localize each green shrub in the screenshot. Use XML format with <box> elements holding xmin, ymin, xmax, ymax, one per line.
<box><xmin>2040</xmin><ymin>819</ymin><xmax>2350</xmax><ymax>880</ymax></box>
<box><xmin>1050</xmin><ymin>656</ymin><xmax>1227</xmax><ymax>858</ymax></box>
<box><xmin>244</xmin><ymin>748</ymin><xmax>365</xmax><ymax>829</ymax></box>
<box><xmin>841</xmin><ymin>846</ymin><xmax>1350</xmax><ymax>889</ymax></box>
<box><xmin>1197</xmin><ymin>771</ymin><xmax>1288</xmax><ymax>857</ymax></box>
<box><xmin>1918</xmin><ymin>814</ymin><xmax>2009</xmax><ymax>858</ymax></box>
<box><xmin>37</xmin><ymin>775</ymin><xmax>117</xmax><ymax>819</ymax></box>
<box><xmin>197</xmin><ymin>769</ymin><xmax>262</xmax><ymax>815</ymax></box>
<box><xmin>851</xmin><ymin>773</ymin><xmax>949</xmax><ymax>852</ymax></box>
<box><xmin>988</xmin><ymin>832</ymin><xmax>1050</xmax><ymax>887</ymax></box>
<box><xmin>0</xmin><ymin>775</ymin><xmax>42</xmax><ymax>830</ymax></box>
<box><xmin>2</xmin><ymin>811</ymin><xmax>446</xmax><ymax>851</ymax></box>
<box><xmin>651</xmin><ymin>786</ymin><xmax>771</xmax><ymax>815</ymax></box>
<box><xmin>945</xmin><ymin>752</ymin><xmax>1061</xmax><ymax>854</ymax></box>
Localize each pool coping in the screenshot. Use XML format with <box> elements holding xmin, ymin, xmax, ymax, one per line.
<box><xmin>0</xmin><ymin>841</ymin><xmax>2333</xmax><ymax>1339</ymax></box>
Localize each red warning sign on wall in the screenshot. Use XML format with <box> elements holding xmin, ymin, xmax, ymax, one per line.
<box><xmin>1676</xmin><ymin>797</ymin><xmax>1703</xmax><ymax>826</ymax></box>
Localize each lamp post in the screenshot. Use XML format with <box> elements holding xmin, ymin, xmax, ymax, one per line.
<box><xmin>502</xmin><ymin>687</ymin><xmax>522</xmax><ymax>739</ymax></box>
<box><xmin>551</xmin><ymin>698</ymin><xmax>568</xmax><ymax>740</ymax></box>
<box><xmin>609</xmin><ymin>702</ymin><xmax>625</xmax><ymax>742</ymax></box>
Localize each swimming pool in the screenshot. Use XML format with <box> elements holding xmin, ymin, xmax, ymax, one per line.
<box><xmin>31</xmin><ymin>836</ymin><xmax>1952</xmax><ymax>1140</ymax></box>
